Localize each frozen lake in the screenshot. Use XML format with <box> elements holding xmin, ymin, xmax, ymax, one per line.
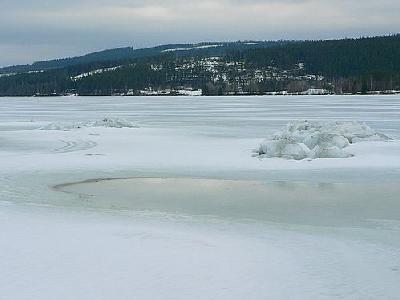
<box><xmin>1</xmin><ymin>95</ymin><xmax>400</xmax><ymax>299</ymax></box>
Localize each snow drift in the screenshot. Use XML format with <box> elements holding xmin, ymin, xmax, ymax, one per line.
<box><xmin>258</xmin><ymin>121</ymin><xmax>390</xmax><ymax>160</ymax></box>
<box><xmin>40</xmin><ymin>118</ymin><xmax>139</xmax><ymax>130</ymax></box>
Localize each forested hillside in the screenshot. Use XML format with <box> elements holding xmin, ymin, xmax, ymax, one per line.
<box><xmin>0</xmin><ymin>41</ymin><xmax>282</xmax><ymax>74</ymax></box>
<box><xmin>242</xmin><ymin>35</ymin><xmax>400</xmax><ymax>93</ymax></box>
<box><xmin>0</xmin><ymin>35</ymin><xmax>399</xmax><ymax>96</ymax></box>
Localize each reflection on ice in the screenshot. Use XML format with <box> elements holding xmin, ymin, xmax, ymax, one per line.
<box><xmin>57</xmin><ymin>177</ymin><xmax>400</xmax><ymax>228</ymax></box>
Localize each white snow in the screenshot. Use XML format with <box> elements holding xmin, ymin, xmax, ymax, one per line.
<box><xmin>0</xmin><ymin>96</ymin><xmax>399</xmax><ymax>174</ymax></box>
<box><xmin>162</xmin><ymin>44</ymin><xmax>222</xmax><ymax>52</ymax></box>
<box><xmin>40</xmin><ymin>117</ymin><xmax>139</xmax><ymax>130</ymax></box>
<box><xmin>0</xmin><ymin>72</ymin><xmax>17</xmax><ymax>77</ymax></box>
<box><xmin>259</xmin><ymin>120</ymin><xmax>389</xmax><ymax>160</ymax></box>
<box><xmin>2</xmin><ymin>202</ymin><xmax>400</xmax><ymax>300</ymax></box>
<box><xmin>71</xmin><ymin>66</ymin><xmax>122</xmax><ymax>81</ymax></box>
<box><xmin>195</xmin><ymin>44</ymin><xmax>222</xmax><ymax>49</ymax></box>
<box><xmin>177</xmin><ymin>89</ymin><xmax>202</xmax><ymax>96</ymax></box>
<box><xmin>301</xmin><ymin>88</ymin><xmax>330</xmax><ymax>95</ymax></box>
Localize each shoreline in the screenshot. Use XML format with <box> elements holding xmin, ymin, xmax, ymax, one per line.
<box><xmin>2</xmin><ymin>92</ymin><xmax>400</xmax><ymax>98</ymax></box>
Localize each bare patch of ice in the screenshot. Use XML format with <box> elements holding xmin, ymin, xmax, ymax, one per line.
<box><xmin>258</xmin><ymin>120</ymin><xmax>390</xmax><ymax>160</ymax></box>
<box><xmin>40</xmin><ymin>118</ymin><xmax>139</xmax><ymax>130</ymax></box>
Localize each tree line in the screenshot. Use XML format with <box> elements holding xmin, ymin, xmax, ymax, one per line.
<box><xmin>0</xmin><ymin>35</ymin><xmax>399</xmax><ymax>96</ymax></box>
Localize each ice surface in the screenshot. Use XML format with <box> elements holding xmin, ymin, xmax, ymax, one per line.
<box><xmin>1</xmin><ymin>96</ymin><xmax>400</xmax><ymax>174</ymax></box>
<box><xmin>2</xmin><ymin>203</ymin><xmax>400</xmax><ymax>300</ymax></box>
<box><xmin>1</xmin><ymin>95</ymin><xmax>400</xmax><ymax>300</ymax></box>
<box><xmin>40</xmin><ymin>117</ymin><xmax>139</xmax><ymax>130</ymax></box>
<box><xmin>259</xmin><ymin>120</ymin><xmax>390</xmax><ymax>160</ymax></box>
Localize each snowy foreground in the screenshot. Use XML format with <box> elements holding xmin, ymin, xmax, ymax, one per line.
<box><xmin>1</xmin><ymin>95</ymin><xmax>400</xmax><ymax>300</ymax></box>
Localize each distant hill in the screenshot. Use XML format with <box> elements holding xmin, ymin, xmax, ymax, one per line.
<box><xmin>0</xmin><ymin>47</ymin><xmax>137</xmax><ymax>74</ymax></box>
<box><xmin>0</xmin><ymin>35</ymin><xmax>399</xmax><ymax>96</ymax></box>
<box><xmin>0</xmin><ymin>41</ymin><xmax>285</xmax><ymax>74</ymax></box>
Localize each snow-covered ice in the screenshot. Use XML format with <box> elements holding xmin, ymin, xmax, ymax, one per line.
<box><xmin>40</xmin><ymin>117</ymin><xmax>139</xmax><ymax>130</ymax></box>
<box><xmin>258</xmin><ymin>120</ymin><xmax>389</xmax><ymax>160</ymax></box>
<box><xmin>1</xmin><ymin>95</ymin><xmax>400</xmax><ymax>300</ymax></box>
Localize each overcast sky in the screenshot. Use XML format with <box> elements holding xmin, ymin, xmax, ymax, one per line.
<box><xmin>1</xmin><ymin>0</ymin><xmax>399</xmax><ymax>66</ymax></box>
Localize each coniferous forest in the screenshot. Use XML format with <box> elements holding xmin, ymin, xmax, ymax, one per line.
<box><xmin>0</xmin><ymin>35</ymin><xmax>399</xmax><ymax>96</ymax></box>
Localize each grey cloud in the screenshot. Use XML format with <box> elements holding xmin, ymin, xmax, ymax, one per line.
<box><xmin>1</xmin><ymin>0</ymin><xmax>399</xmax><ymax>66</ymax></box>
